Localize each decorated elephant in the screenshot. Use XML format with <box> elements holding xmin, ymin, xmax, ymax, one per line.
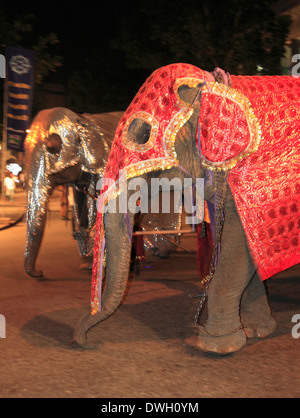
<box><xmin>24</xmin><ymin>107</ymin><xmax>123</xmax><ymax>278</ymax></box>
<box><xmin>73</xmin><ymin>64</ymin><xmax>300</xmax><ymax>354</ymax></box>
<box><xmin>24</xmin><ymin>107</ymin><xmax>180</xmax><ymax>278</ymax></box>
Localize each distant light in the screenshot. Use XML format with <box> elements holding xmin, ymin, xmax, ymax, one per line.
<box><xmin>6</xmin><ymin>163</ymin><xmax>22</xmax><ymax>176</ymax></box>
<box><xmin>256</xmin><ymin>65</ymin><xmax>264</xmax><ymax>72</ymax></box>
<box><xmin>26</xmin><ymin>129</ymin><xmax>31</xmax><ymax>133</ymax></box>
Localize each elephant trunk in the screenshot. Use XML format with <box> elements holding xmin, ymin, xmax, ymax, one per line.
<box><xmin>72</xmin><ymin>207</ymin><xmax>135</xmax><ymax>346</ymax></box>
<box><xmin>24</xmin><ymin>166</ymin><xmax>54</xmax><ymax>278</ymax></box>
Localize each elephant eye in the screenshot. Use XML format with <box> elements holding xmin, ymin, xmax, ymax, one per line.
<box><xmin>122</xmin><ymin>113</ymin><xmax>159</xmax><ymax>152</ymax></box>
<box><xmin>46</xmin><ymin>133</ymin><xmax>62</xmax><ymax>155</ymax></box>
<box><xmin>127</xmin><ymin>119</ymin><xmax>152</xmax><ymax>146</ymax></box>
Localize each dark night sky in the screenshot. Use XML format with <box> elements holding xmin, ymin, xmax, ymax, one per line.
<box><xmin>2</xmin><ymin>2</ymin><xmax>141</xmax><ymax>111</ymax></box>
<box><xmin>3</xmin><ymin>2</ymin><xmax>130</xmax><ymax>73</ymax></box>
<box><xmin>2</xmin><ymin>1</ymin><xmax>292</xmax><ymax>112</ymax></box>
<box><xmin>4</xmin><ymin>2</ymin><xmax>122</xmax><ymax>39</ymax></box>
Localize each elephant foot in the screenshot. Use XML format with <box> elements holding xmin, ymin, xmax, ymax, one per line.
<box><xmin>193</xmin><ymin>325</ymin><xmax>247</xmax><ymax>354</ymax></box>
<box><xmin>26</xmin><ymin>268</ymin><xmax>44</xmax><ymax>278</ymax></box>
<box><xmin>241</xmin><ymin>314</ymin><xmax>277</xmax><ymax>339</ymax></box>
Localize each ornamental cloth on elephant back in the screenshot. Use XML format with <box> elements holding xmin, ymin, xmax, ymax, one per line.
<box><xmin>227</xmin><ymin>76</ymin><xmax>300</xmax><ymax>280</ymax></box>
<box><xmin>91</xmin><ymin>63</ymin><xmax>300</xmax><ymax>315</ymax></box>
<box><xmin>198</xmin><ymin>74</ymin><xmax>300</xmax><ymax>280</ymax></box>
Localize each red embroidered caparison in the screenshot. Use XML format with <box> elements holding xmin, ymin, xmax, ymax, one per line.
<box><xmin>91</xmin><ymin>63</ymin><xmax>300</xmax><ymax>314</ymax></box>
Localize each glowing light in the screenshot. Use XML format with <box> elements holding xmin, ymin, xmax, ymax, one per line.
<box><xmin>6</xmin><ymin>163</ymin><xmax>22</xmax><ymax>176</ymax></box>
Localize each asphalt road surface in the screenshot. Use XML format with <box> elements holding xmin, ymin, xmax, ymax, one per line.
<box><xmin>0</xmin><ymin>202</ymin><xmax>299</xmax><ymax>398</ymax></box>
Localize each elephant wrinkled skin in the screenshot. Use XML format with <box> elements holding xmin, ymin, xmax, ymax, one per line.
<box><xmin>24</xmin><ymin>107</ymin><xmax>123</xmax><ymax>278</ymax></box>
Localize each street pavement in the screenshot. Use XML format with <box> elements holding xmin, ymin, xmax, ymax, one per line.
<box><xmin>0</xmin><ymin>188</ymin><xmax>27</xmax><ymax>230</ymax></box>
<box><xmin>0</xmin><ymin>187</ymin><xmax>64</xmax><ymax>230</ymax></box>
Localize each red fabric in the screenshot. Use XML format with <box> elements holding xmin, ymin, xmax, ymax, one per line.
<box><xmin>91</xmin><ymin>64</ymin><xmax>300</xmax><ymax>314</ymax></box>
<box><xmin>103</xmin><ymin>64</ymin><xmax>213</xmax><ymax>183</ymax></box>
<box><xmin>228</xmin><ymin>76</ymin><xmax>300</xmax><ymax>280</ymax></box>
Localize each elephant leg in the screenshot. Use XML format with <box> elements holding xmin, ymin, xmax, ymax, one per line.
<box><xmin>240</xmin><ymin>273</ymin><xmax>277</xmax><ymax>338</ymax></box>
<box><xmin>196</xmin><ymin>196</ymin><xmax>253</xmax><ymax>354</ymax></box>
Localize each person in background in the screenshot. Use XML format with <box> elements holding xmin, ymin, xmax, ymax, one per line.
<box><xmin>4</xmin><ymin>172</ymin><xmax>16</xmax><ymax>202</ymax></box>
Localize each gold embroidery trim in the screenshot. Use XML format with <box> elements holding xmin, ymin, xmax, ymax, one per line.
<box><xmin>200</xmin><ymin>82</ymin><xmax>262</xmax><ymax>171</ymax></box>
<box><xmin>121</xmin><ymin>111</ymin><xmax>159</xmax><ymax>153</ymax></box>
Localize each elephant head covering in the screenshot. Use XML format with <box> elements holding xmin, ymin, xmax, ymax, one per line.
<box><xmin>24</xmin><ymin>107</ymin><xmax>109</xmax><ymax>177</ymax></box>
<box><xmin>91</xmin><ymin>63</ymin><xmax>300</xmax><ymax>314</ymax></box>
<box><xmin>103</xmin><ymin>64</ymin><xmax>260</xmax><ymax>181</ymax></box>
<box><xmin>103</xmin><ymin>64</ymin><xmax>213</xmax><ymax>183</ymax></box>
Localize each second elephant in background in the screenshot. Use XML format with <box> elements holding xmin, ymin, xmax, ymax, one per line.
<box><xmin>24</xmin><ymin>107</ymin><xmax>123</xmax><ymax>278</ymax></box>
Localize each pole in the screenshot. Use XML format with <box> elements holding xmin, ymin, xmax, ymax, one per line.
<box><xmin>1</xmin><ymin>61</ymin><xmax>7</xmax><ymax>201</ymax></box>
<box><xmin>133</xmin><ymin>228</ymin><xmax>194</xmax><ymax>235</ymax></box>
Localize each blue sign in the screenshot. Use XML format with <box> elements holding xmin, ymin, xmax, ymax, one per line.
<box><xmin>5</xmin><ymin>47</ymin><xmax>35</xmax><ymax>152</ymax></box>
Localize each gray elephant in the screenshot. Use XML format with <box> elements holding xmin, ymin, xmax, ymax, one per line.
<box><xmin>73</xmin><ymin>64</ymin><xmax>300</xmax><ymax>354</ymax></box>
<box><xmin>24</xmin><ymin>107</ymin><xmax>123</xmax><ymax>278</ymax></box>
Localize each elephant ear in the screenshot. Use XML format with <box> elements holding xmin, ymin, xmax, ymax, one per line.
<box><xmin>199</xmin><ymin>83</ymin><xmax>261</xmax><ymax>171</ymax></box>
<box><xmin>77</xmin><ymin>116</ymin><xmax>110</xmax><ymax>173</ymax></box>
